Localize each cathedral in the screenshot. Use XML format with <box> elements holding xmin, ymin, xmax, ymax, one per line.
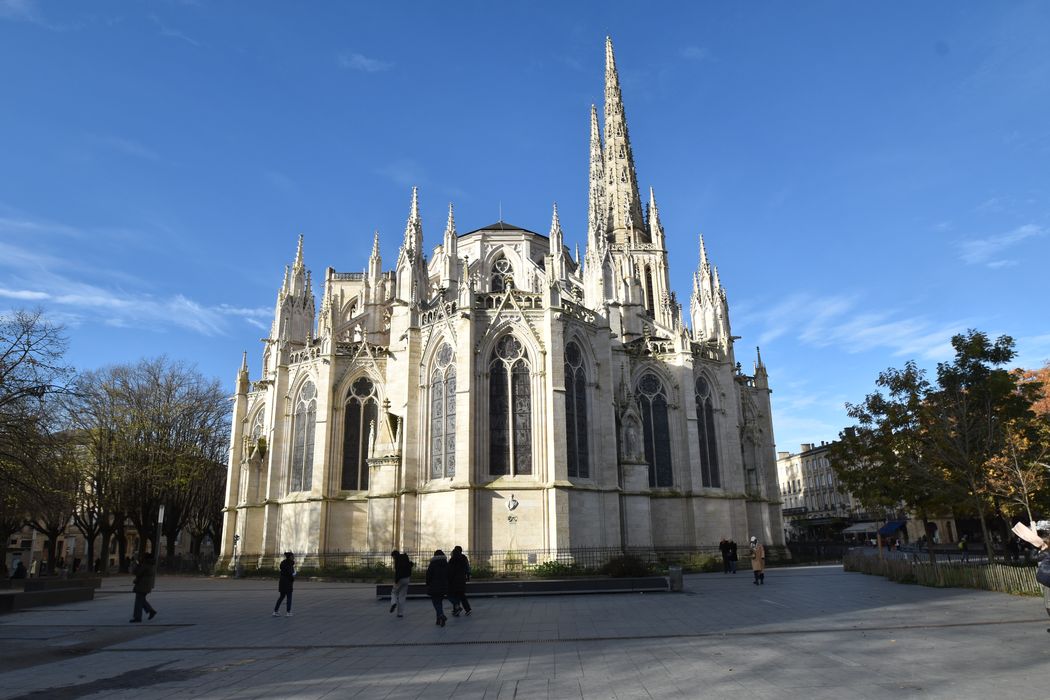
<box><xmin>221</xmin><ymin>39</ymin><xmax>784</xmax><ymax>566</ymax></box>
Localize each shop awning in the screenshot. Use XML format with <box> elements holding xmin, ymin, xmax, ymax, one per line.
<box><xmin>841</xmin><ymin>522</ymin><xmax>879</xmax><ymax>535</ymax></box>
<box><xmin>878</xmin><ymin>519</ymin><xmax>908</xmax><ymax>536</ymax></box>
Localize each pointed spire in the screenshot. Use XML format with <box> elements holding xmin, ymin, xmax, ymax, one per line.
<box><xmin>603</xmin><ymin>36</ymin><xmax>645</xmax><ymax>242</ymax></box>
<box><xmin>713</xmin><ymin>265</ymin><xmax>722</xmax><ymax>290</ymax></box>
<box><xmin>371</xmin><ymin>231</ymin><xmax>380</xmax><ymax>258</ymax></box>
<box><xmin>756</xmin><ymin>346</ymin><xmax>765</xmax><ymax>370</ymax></box>
<box><xmin>445</xmin><ymin>202</ymin><xmax>456</xmax><ymax>237</ymax></box>
<box><xmin>574</xmin><ymin>243</ymin><xmax>581</xmax><ymax>265</ymax></box>
<box><xmin>549</xmin><ymin>202</ymin><xmax>563</xmax><ymax>239</ymax></box>
<box><xmin>698</xmin><ymin>234</ymin><xmax>709</xmax><ymax>270</ymax></box>
<box><xmin>410</xmin><ymin>186</ymin><xmax>420</xmax><ymax>220</ymax></box>
<box><xmin>403</xmin><ymin>186</ymin><xmax>423</xmax><ymax>254</ymax></box>
<box><xmin>648</xmin><ymin>186</ymin><xmax>663</xmax><ymax>244</ymax></box>
<box><xmin>587</xmin><ymin>104</ymin><xmax>606</xmax><ymax>252</ymax></box>
<box><xmin>239</xmin><ymin>351</ymin><xmax>248</xmax><ymax>374</ymax></box>
<box><xmin>293</xmin><ymin>234</ymin><xmax>304</xmax><ymax>270</ymax></box>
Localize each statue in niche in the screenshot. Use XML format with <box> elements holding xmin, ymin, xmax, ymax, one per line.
<box><xmin>622</xmin><ymin>415</ymin><xmax>642</xmax><ymax>462</ymax></box>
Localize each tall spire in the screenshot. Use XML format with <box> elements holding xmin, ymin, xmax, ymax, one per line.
<box><xmin>648</xmin><ymin>186</ymin><xmax>664</xmax><ymax>247</ymax></box>
<box><xmin>371</xmin><ymin>231</ymin><xmax>380</xmax><ymax>258</ymax></box>
<box><xmin>603</xmin><ymin>36</ymin><xmax>646</xmax><ymax>243</ymax></box>
<box><xmin>549</xmin><ymin>202</ymin><xmax>563</xmax><ymax>241</ymax></box>
<box><xmin>587</xmin><ymin>104</ymin><xmax>606</xmax><ymax>252</ymax></box>
<box><xmin>293</xmin><ymin>234</ymin><xmax>304</xmax><ymax>271</ymax></box>
<box><xmin>403</xmin><ymin>186</ymin><xmax>423</xmax><ymax>254</ymax></box>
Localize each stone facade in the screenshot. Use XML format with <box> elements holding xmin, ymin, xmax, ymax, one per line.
<box><xmin>221</xmin><ymin>39</ymin><xmax>783</xmax><ymax>565</ymax></box>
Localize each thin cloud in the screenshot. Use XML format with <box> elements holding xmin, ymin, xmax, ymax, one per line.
<box><xmin>150</xmin><ymin>14</ymin><xmax>200</xmax><ymax>47</ymax></box>
<box><xmin>378</xmin><ymin>159</ymin><xmax>427</xmax><ymax>187</ymax></box>
<box><xmin>92</xmin><ymin>134</ymin><xmax>162</xmax><ymax>162</ymax></box>
<box><xmin>680</xmin><ymin>46</ymin><xmax>710</xmax><ymax>62</ymax></box>
<box><xmin>338</xmin><ymin>52</ymin><xmax>394</xmax><ymax>73</ymax></box>
<box><xmin>957</xmin><ymin>223</ymin><xmax>1044</xmax><ymax>267</ymax></box>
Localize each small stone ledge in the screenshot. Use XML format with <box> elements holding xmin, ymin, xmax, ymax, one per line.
<box><xmin>375</xmin><ymin>576</ymin><xmax>670</xmax><ymax>599</ymax></box>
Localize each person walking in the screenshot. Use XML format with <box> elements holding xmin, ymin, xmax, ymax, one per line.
<box><xmin>129</xmin><ymin>553</ymin><xmax>157</xmax><ymax>623</ymax></box>
<box><xmin>719</xmin><ymin>538</ymin><xmax>731</xmax><ymax>574</ymax></box>
<box><xmin>727</xmin><ymin>539</ymin><xmax>738</xmax><ymax>574</ymax></box>
<box><xmin>10</xmin><ymin>560</ymin><xmax>27</xmax><ymax>579</ymax></box>
<box><xmin>447</xmin><ymin>545</ymin><xmax>472</xmax><ymax>617</ymax></box>
<box><xmin>1035</xmin><ymin>532</ymin><xmax>1050</xmax><ymax>632</ymax></box>
<box><xmin>389</xmin><ymin>550</ymin><xmax>413</xmax><ymax>618</ymax></box>
<box><xmin>425</xmin><ymin>549</ymin><xmax>449</xmax><ymax>627</ymax></box>
<box><xmin>272</xmin><ymin>552</ymin><xmax>296</xmax><ymax>617</ymax></box>
<box><xmin>750</xmin><ymin>536</ymin><xmax>765</xmax><ymax>585</ymax></box>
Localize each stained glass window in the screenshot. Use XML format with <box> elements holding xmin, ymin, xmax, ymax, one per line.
<box><xmin>290</xmin><ymin>381</ymin><xmax>316</xmax><ymax>493</ymax></box>
<box><xmin>430</xmin><ymin>343</ymin><xmax>456</xmax><ymax>479</ymax></box>
<box><xmin>489</xmin><ymin>334</ymin><xmax>531</xmax><ymax>476</ymax></box>
<box><xmin>342</xmin><ymin>376</ymin><xmax>378</xmax><ymax>490</ymax></box>
<box><xmin>637</xmin><ymin>372</ymin><xmax>673</xmax><ymax>487</ymax></box>
<box><xmin>695</xmin><ymin>375</ymin><xmax>721</xmax><ymax>488</ymax></box>
<box><xmin>491</xmin><ymin>256</ymin><xmax>513</xmax><ymax>292</ymax></box>
<box><xmin>564</xmin><ymin>341</ymin><xmax>589</xmax><ymax>478</ymax></box>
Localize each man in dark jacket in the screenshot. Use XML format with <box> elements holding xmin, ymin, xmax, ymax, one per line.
<box><xmin>389</xmin><ymin>550</ymin><xmax>413</xmax><ymax>618</ymax></box>
<box><xmin>447</xmin><ymin>546</ymin><xmax>472</xmax><ymax>617</ymax></box>
<box><xmin>129</xmin><ymin>554</ymin><xmax>157</xmax><ymax>623</ymax></box>
<box><xmin>272</xmin><ymin>552</ymin><xmax>296</xmax><ymax>617</ymax></box>
<box><xmin>425</xmin><ymin>550</ymin><xmax>449</xmax><ymax>626</ymax></box>
<box><xmin>727</xmin><ymin>539</ymin><xmax>738</xmax><ymax>574</ymax></box>
<box><xmin>719</xmin><ymin>538</ymin><xmax>731</xmax><ymax>573</ymax></box>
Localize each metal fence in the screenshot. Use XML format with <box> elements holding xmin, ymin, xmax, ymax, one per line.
<box><xmin>843</xmin><ymin>549</ymin><xmax>1044</xmax><ymax>596</ymax></box>
<box><xmin>226</xmin><ymin>546</ymin><xmax>726</xmax><ymax>578</ymax></box>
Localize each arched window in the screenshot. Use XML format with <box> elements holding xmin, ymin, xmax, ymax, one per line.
<box><xmin>489</xmin><ymin>335</ymin><xmax>532</xmax><ymax>476</ymax></box>
<box><xmin>342</xmin><ymin>377</ymin><xmax>378</xmax><ymax>490</ymax></box>
<box><xmin>290</xmin><ymin>381</ymin><xmax>316</xmax><ymax>493</ymax></box>
<box><xmin>430</xmin><ymin>343</ymin><xmax>456</xmax><ymax>479</ymax></box>
<box><xmin>637</xmin><ymin>372</ymin><xmax>672</xmax><ymax>487</ymax></box>
<box><xmin>694</xmin><ymin>375</ymin><xmax>721</xmax><ymax>487</ymax></box>
<box><xmin>491</xmin><ymin>256</ymin><xmax>513</xmax><ymax>292</ymax></box>
<box><xmin>240</xmin><ymin>409</ymin><xmax>266</xmax><ymax>504</ymax></box>
<box><xmin>564</xmin><ymin>341</ymin><xmax>589</xmax><ymax>478</ymax></box>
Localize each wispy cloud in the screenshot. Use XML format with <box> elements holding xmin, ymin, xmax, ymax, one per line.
<box><xmin>91</xmin><ymin>134</ymin><xmax>162</xmax><ymax>162</ymax></box>
<box><xmin>263</xmin><ymin>169</ymin><xmax>297</xmax><ymax>195</ymax></box>
<box><xmin>737</xmin><ymin>292</ymin><xmax>970</xmax><ymax>361</ymax></box>
<box><xmin>680</xmin><ymin>46</ymin><xmax>710</xmax><ymax>62</ymax></box>
<box><xmin>150</xmin><ymin>14</ymin><xmax>200</xmax><ymax>47</ymax></box>
<box><xmin>0</xmin><ymin>0</ymin><xmax>63</xmax><ymax>29</ymax></box>
<box><xmin>957</xmin><ymin>223</ymin><xmax>1044</xmax><ymax>267</ymax></box>
<box><xmin>0</xmin><ymin>212</ymin><xmax>270</xmax><ymax>336</ymax></box>
<box><xmin>338</xmin><ymin>52</ymin><xmax>394</xmax><ymax>73</ymax></box>
<box><xmin>378</xmin><ymin>159</ymin><xmax>427</xmax><ymax>187</ymax></box>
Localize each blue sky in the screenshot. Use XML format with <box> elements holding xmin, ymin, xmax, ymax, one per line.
<box><xmin>2</xmin><ymin>1</ymin><xmax>1049</xmax><ymax>453</ymax></box>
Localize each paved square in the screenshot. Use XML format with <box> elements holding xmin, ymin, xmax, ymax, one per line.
<box><xmin>1</xmin><ymin>566</ymin><xmax>1048</xmax><ymax>699</ymax></box>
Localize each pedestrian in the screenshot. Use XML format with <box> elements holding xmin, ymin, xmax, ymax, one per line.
<box><xmin>425</xmin><ymin>549</ymin><xmax>449</xmax><ymax>627</ymax></box>
<box><xmin>10</xmin><ymin>560</ymin><xmax>27</xmax><ymax>579</ymax></box>
<box><xmin>389</xmin><ymin>550</ymin><xmax>413</xmax><ymax>618</ymax></box>
<box><xmin>719</xmin><ymin>538</ymin><xmax>731</xmax><ymax>573</ymax></box>
<box><xmin>1035</xmin><ymin>532</ymin><xmax>1050</xmax><ymax>632</ymax></box>
<box><xmin>447</xmin><ymin>545</ymin><xmax>472</xmax><ymax>617</ymax></box>
<box><xmin>750</xmin><ymin>536</ymin><xmax>765</xmax><ymax>585</ymax></box>
<box><xmin>272</xmin><ymin>551</ymin><xmax>296</xmax><ymax>617</ymax></box>
<box><xmin>129</xmin><ymin>553</ymin><xmax>157</xmax><ymax>623</ymax></box>
<box><xmin>959</xmin><ymin>535</ymin><xmax>969</xmax><ymax>562</ymax></box>
<box><xmin>727</xmin><ymin>539</ymin><xmax>738</xmax><ymax>574</ymax></box>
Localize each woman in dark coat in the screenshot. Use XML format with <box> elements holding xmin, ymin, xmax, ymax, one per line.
<box><xmin>447</xmin><ymin>545</ymin><xmax>472</xmax><ymax>616</ymax></box>
<box><xmin>273</xmin><ymin>552</ymin><xmax>296</xmax><ymax>617</ymax></box>
<box><xmin>425</xmin><ymin>550</ymin><xmax>449</xmax><ymax>626</ymax></box>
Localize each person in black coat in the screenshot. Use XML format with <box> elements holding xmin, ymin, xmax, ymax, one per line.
<box><xmin>447</xmin><ymin>545</ymin><xmax>472</xmax><ymax>617</ymax></box>
<box><xmin>10</xmin><ymin>560</ymin><xmax>27</xmax><ymax>579</ymax></box>
<box><xmin>272</xmin><ymin>552</ymin><xmax>296</xmax><ymax>617</ymax></box>
<box><xmin>389</xmin><ymin>550</ymin><xmax>413</xmax><ymax>618</ymax></box>
<box><xmin>425</xmin><ymin>550</ymin><xmax>449</xmax><ymax>626</ymax></box>
<box><xmin>129</xmin><ymin>554</ymin><xmax>157</xmax><ymax>623</ymax></box>
<box><xmin>727</xmin><ymin>539</ymin><xmax>738</xmax><ymax>574</ymax></box>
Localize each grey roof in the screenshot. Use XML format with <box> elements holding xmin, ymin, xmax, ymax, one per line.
<box><xmin>462</xmin><ymin>220</ymin><xmax>543</xmax><ymax>237</ymax></box>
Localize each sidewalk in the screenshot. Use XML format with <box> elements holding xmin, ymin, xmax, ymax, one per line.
<box><xmin>0</xmin><ymin>566</ymin><xmax>1048</xmax><ymax>699</ymax></box>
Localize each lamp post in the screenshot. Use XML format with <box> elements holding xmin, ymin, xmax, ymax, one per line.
<box><xmin>156</xmin><ymin>505</ymin><xmax>165</xmax><ymax>571</ymax></box>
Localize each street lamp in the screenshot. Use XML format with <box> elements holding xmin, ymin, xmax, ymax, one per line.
<box><xmin>156</xmin><ymin>505</ymin><xmax>165</xmax><ymax>571</ymax></box>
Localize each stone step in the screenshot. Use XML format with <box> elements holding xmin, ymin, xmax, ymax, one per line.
<box><xmin>0</xmin><ymin>587</ymin><xmax>95</xmax><ymax>614</ymax></box>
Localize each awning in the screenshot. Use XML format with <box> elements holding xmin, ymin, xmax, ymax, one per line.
<box><xmin>878</xmin><ymin>519</ymin><xmax>908</xmax><ymax>536</ymax></box>
<box><xmin>841</xmin><ymin>522</ymin><xmax>879</xmax><ymax>535</ymax></box>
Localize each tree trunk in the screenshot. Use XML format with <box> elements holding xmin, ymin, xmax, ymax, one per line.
<box><xmin>972</xmin><ymin>491</ymin><xmax>996</xmax><ymax>562</ymax></box>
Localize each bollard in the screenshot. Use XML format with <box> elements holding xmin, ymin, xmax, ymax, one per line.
<box><xmin>668</xmin><ymin>565</ymin><xmax>683</xmax><ymax>592</ymax></box>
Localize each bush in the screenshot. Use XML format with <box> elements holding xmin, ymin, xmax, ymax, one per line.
<box><xmin>679</xmin><ymin>553</ymin><xmax>722</xmax><ymax>573</ymax></box>
<box><xmin>602</xmin><ymin>554</ymin><xmax>651</xmax><ymax>577</ymax></box>
<box><xmin>532</xmin><ymin>560</ymin><xmax>593</xmax><ymax>578</ymax></box>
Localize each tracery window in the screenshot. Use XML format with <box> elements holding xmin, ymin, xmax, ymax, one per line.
<box><xmin>694</xmin><ymin>375</ymin><xmax>721</xmax><ymax>488</ymax></box>
<box><xmin>240</xmin><ymin>409</ymin><xmax>266</xmax><ymax>504</ymax></box>
<box><xmin>489</xmin><ymin>335</ymin><xmax>532</xmax><ymax>476</ymax></box>
<box><xmin>564</xmin><ymin>341</ymin><xmax>589</xmax><ymax>478</ymax></box>
<box><xmin>644</xmin><ymin>267</ymin><xmax>655</xmax><ymax>316</ymax></box>
<box><xmin>342</xmin><ymin>376</ymin><xmax>378</xmax><ymax>490</ymax></box>
<box><xmin>430</xmin><ymin>343</ymin><xmax>457</xmax><ymax>479</ymax></box>
<box><xmin>637</xmin><ymin>372</ymin><xmax>672</xmax><ymax>487</ymax></box>
<box><xmin>290</xmin><ymin>381</ymin><xmax>316</xmax><ymax>493</ymax></box>
<box><xmin>490</xmin><ymin>256</ymin><xmax>514</xmax><ymax>292</ymax></box>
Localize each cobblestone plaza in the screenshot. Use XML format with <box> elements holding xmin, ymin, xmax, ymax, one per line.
<box><xmin>1</xmin><ymin>567</ymin><xmax>1048</xmax><ymax>699</ymax></box>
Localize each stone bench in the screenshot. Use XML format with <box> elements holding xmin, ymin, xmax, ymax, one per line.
<box><xmin>0</xmin><ymin>586</ymin><xmax>95</xmax><ymax>614</ymax></box>
<box><xmin>375</xmin><ymin>576</ymin><xmax>670</xmax><ymax>599</ymax></box>
<box><xmin>22</xmin><ymin>577</ymin><xmax>102</xmax><ymax>592</ymax></box>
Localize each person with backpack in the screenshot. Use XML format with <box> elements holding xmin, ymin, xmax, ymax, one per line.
<box><xmin>425</xmin><ymin>550</ymin><xmax>449</xmax><ymax>627</ymax></box>
<box><xmin>447</xmin><ymin>545</ymin><xmax>472</xmax><ymax>617</ymax></box>
<box><xmin>389</xmin><ymin>550</ymin><xmax>413</xmax><ymax>618</ymax></box>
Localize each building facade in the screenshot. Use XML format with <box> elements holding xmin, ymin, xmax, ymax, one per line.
<box><xmin>221</xmin><ymin>39</ymin><xmax>783</xmax><ymax>565</ymax></box>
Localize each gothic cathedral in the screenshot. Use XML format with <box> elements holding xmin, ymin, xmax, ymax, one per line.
<box><xmin>221</xmin><ymin>39</ymin><xmax>784</xmax><ymax>565</ymax></box>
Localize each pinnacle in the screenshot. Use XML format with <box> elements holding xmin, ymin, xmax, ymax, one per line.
<box><xmin>371</xmin><ymin>231</ymin><xmax>380</xmax><ymax>257</ymax></box>
<box><xmin>294</xmin><ymin>234</ymin><xmax>305</xmax><ymax>269</ymax></box>
<box><xmin>698</xmin><ymin>234</ymin><xmax>709</xmax><ymax>269</ymax></box>
<box><xmin>410</xmin><ymin>186</ymin><xmax>420</xmax><ymax>220</ymax></box>
<box><xmin>239</xmin><ymin>350</ymin><xmax>248</xmax><ymax>373</ymax></box>
<box><xmin>445</xmin><ymin>202</ymin><xmax>456</xmax><ymax>236</ymax></box>
<box><xmin>549</xmin><ymin>202</ymin><xmax>562</xmax><ymax>237</ymax></box>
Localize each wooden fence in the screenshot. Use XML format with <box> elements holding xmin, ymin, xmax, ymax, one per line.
<box><xmin>843</xmin><ymin>550</ymin><xmax>1044</xmax><ymax>596</ymax></box>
